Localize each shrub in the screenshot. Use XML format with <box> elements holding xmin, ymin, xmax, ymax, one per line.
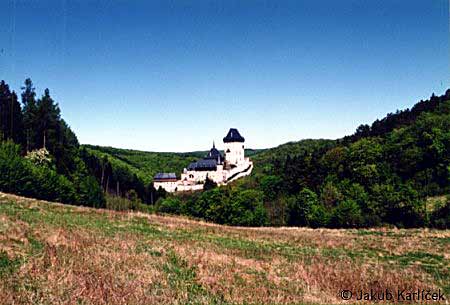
<box><xmin>71</xmin><ymin>158</ymin><xmax>105</xmax><ymax>208</ymax></box>
<box><xmin>157</xmin><ymin>197</ymin><xmax>183</xmax><ymax>214</ymax></box>
<box><xmin>260</xmin><ymin>175</ymin><xmax>283</xmax><ymax>201</ymax></box>
<box><xmin>228</xmin><ymin>189</ymin><xmax>268</xmax><ymax>226</ymax></box>
<box><xmin>429</xmin><ymin>197</ymin><xmax>449</xmax><ymax>229</ymax></box>
<box><xmin>76</xmin><ymin>175</ymin><xmax>105</xmax><ymax>208</ymax></box>
<box><xmin>331</xmin><ymin>199</ymin><xmax>363</xmax><ymax>228</ymax></box>
<box><xmin>308</xmin><ymin>203</ymin><xmax>331</xmax><ymax>228</ymax></box>
<box><xmin>0</xmin><ymin>141</ymin><xmax>77</xmax><ymax>204</ymax></box>
<box><xmin>29</xmin><ymin>165</ymin><xmax>77</xmax><ymax>204</ymax></box>
<box><xmin>0</xmin><ymin>141</ymin><xmax>33</xmax><ymax>195</ymax></box>
<box><xmin>287</xmin><ymin>188</ymin><xmax>319</xmax><ymax>227</ymax></box>
<box><xmin>25</xmin><ymin>148</ymin><xmax>52</xmax><ymax>167</ymax></box>
<box><xmin>203</xmin><ymin>176</ymin><xmax>217</xmax><ymax>191</ymax></box>
<box><xmin>105</xmin><ymin>194</ymin><xmax>132</xmax><ymax>211</ymax></box>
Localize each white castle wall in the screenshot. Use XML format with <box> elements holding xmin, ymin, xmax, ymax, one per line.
<box><xmin>176</xmin><ymin>184</ymin><xmax>204</xmax><ymax>192</ymax></box>
<box><xmin>154</xmin><ymin>181</ymin><xmax>178</xmax><ymax>193</ymax></box>
<box><xmin>226</xmin><ymin>161</ymin><xmax>253</xmax><ymax>183</ymax></box>
<box><xmin>181</xmin><ymin>164</ymin><xmax>226</xmax><ymax>184</ymax></box>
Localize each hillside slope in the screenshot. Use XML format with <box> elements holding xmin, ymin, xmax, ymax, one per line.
<box><xmin>83</xmin><ymin>145</ymin><xmax>264</xmax><ymax>184</ymax></box>
<box><xmin>82</xmin><ymin>145</ymin><xmax>200</xmax><ymax>184</ymax></box>
<box><xmin>0</xmin><ymin>192</ymin><xmax>448</xmax><ymax>305</ymax></box>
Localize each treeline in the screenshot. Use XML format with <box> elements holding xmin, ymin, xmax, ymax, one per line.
<box><xmin>0</xmin><ymin>79</ymin><xmax>105</xmax><ymax>206</ymax></box>
<box><xmin>157</xmin><ymin>185</ymin><xmax>268</xmax><ymax>226</ymax></box>
<box><xmin>80</xmin><ymin>147</ymin><xmax>166</xmax><ymax>204</ymax></box>
<box><xmin>0</xmin><ymin>79</ymin><xmax>167</xmax><ymax>209</ymax></box>
<box><xmin>157</xmin><ymin>90</ymin><xmax>450</xmax><ymax>228</ymax></box>
<box><xmin>83</xmin><ymin>144</ymin><xmax>199</xmax><ymax>185</ymax></box>
<box><xmin>342</xmin><ymin>92</ymin><xmax>449</xmax><ymax>143</ymax></box>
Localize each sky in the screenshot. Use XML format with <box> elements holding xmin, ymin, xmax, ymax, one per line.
<box><xmin>0</xmin><ymin>0</ymin><xmax>448</xmax><ymax>152</ymax></box>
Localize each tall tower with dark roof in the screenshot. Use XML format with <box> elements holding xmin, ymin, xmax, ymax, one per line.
<box><xmin>223</xmin><ymin>128</ymin><xmax>245</xmax><ymax>166</ymax></box>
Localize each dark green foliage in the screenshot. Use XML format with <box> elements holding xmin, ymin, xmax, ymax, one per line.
<box><xmin>157</xmin><ymin>197</ymin><xmax>184</xmax><ymax>214</ymax></box>
<box><xmin>0</xmin><ymin>141</ymin><xmax>76</xmax><ymax>204</ymax></box>
<box><xmin>260</xmin><ymin>175</ymin><xmax>283</xmax><ymax>201</ymax></box>
<box><xmin>28</xmin><ymin>163</ymin><xmax>77</xmax><ymax>204</ymax></box>
<box><xmin>80</xmin><ymin>147</ymin><xmax>160</xmax><ymax>205</ymax></box>
<box><xmin>286</xmin><ymin>188</ymin><xmax>316</xmax><ymax>226</ymax></box>
<box><xmin>21</xmin><ymin>78</ymin><xmax>38</xmax><ymax>152</ymax></box>
<box><xmin>71</xmin><ymin>158</ymin><xmax>106</xmax><ymax>208</ymax></box>
<box><xmin>125</xmin><ymin>189</ymin><xmax>141</xmax><ymax>210</ymax></box>
<box><xmin>251</xmin><ymin>91</ymin><xmax>450</xmax><ymax>228</ymax></box>
<box><xmin>0</xmin><ymin>251</ymin><xmax>20</xmax><ymax>278</ymax></box>
<box><xmin>0</xmin><ymin>79</ymin><xmax>104</xmax><ymax>207</ymax></box>
<box><xmin>227</xmin><ymin>189</ymin><xmax>268</xmax><ymax>226</ymax></box>
<box><xmin>429</xmin><ymin>197</ymin><xmax>450</xmax><ymax>229</ymax></box>
<box><xmin>203</xmin><ymin>176</ymin><xmax>217</xmax><ymax>191</ymax></box>
<box><xmin>285</xmin><ymin>188</ymin><xmax>332</xmax><ymax>228</ymax></box>
<box><xmin>330</xmin><ymin>199</ymin><xmax>363</xmax><ymax>228</ymax></box>
<box><xmin>158</xmin><ymin>187</ymin><xmax>268</xmax><ymax>227</ymax></box>
<box><xmin>82</xmin><ymin>144</ymin><xmax>199</xmax><ymax>185</ymax></box>
<box><xmin>0</xmin><ymin>81</ymin><xmax>23</xmax><ymax>144</ymax></box>
<box><xmin>0</xmin><ymin>141</ymin><xmax>32</xmax><ymax>194</ymax></box>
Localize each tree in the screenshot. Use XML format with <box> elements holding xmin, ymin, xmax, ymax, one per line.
<box><xmin>0</xmin><ymin>81</ymin><xmax>23</xmax><ymax>144</ymax></box>
<box><xmin>228</xmin><ymin>189</ymin><xmax>268</xmax><ymax>226</ymax></box>
<box><xmin>0</xmin><ymin>141</ymin><xmax>32</xmax><ymax>194</ymax></box>
<box><xmin>157</xmin><ymin>197</ymin><xmax>183</xmax><ymax>214</ymax></box>
<box><xmin>21</xmin><ymin>78</ymin><xmax>38</xmax><ymax>151</ymax></box>
<box><xmin>429</xmin><ymin>197</ymin><xmax>449</xmax><ymax>229</ymax></box>
<box><xmin>331</xmin><ymin>199</ymin><xmax>363</xmax><ymax>228</ymax></box>
<box><xmin>287</xmin><ymin>188</ymin><xmax>319</xmax><ymax>227</ymax></box>
<box><xmin>204</xmin><ymin>175</ymin><xmax>217</xmax><ymax>191</ymax></box>
<box><xmin>260</xmin><ymin>175</ymin><xmax>283</xmax><ymax>201</ymax></box>
<box><xmin>35</xmin><ymin>88</ymin><xmax>61</xmax><ymax>152</ymax></box>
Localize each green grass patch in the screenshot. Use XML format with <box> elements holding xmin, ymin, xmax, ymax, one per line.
<box><xmin>162</xmin><ymin>250</ymin><xmax>226</xmax><ymax>305</ymax></box>
<box><xmin>0</xmin><ymin>251</ymin><xmax>20</xmax><ymax>278</ymax></box>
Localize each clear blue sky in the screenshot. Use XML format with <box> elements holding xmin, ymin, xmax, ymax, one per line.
<box><xmin>1</xmin><ymin>0</ymin><xmax>448</xmax><ymax>152</ymax></box>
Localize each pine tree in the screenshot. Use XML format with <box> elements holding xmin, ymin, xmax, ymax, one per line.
<box><xmin>35</xmin><ymin>88</ymin><xmax>61</xmax><ymax>152</ymax></box>
<box><xmin>0</xmin><ymin>80</ymin><xmax>23</xmax><ymax>144</ymax></box>
<box><xmin>0</xmin><ymin>81</ymin><xmax>9</xmax><ymax>140</ymax></box>
<box><xmin>10</xmin><ymin>91</ymin><xmax>24</xmax><ymax>144</ymax></box>
<box><xmin>21</xmin><ymin>78</ymin><xmax>38</xmax><ymax>151</ymax></box>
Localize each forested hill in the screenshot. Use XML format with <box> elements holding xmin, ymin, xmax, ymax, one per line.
<box><xmin>81</xmin><ymin>145</ymin><xmax>200</xmax><ymax>185</ymax></box>
<box><xmin>158</xmin><ymin>90</ymin><xmax>450</xmax><ymax>229</ymax></box>
<box><xmin>257</xmin><ymin>90</ymin><xmax>450</xmax><ymax>226</ymax></box>
<box><xmin>82</xmin><ymin>145</ymin><xmax>264</xmax><ymax>184</ymax></box>
<box><xmin>253</xmin><ymin>90</ymin><xmax>450</xmax><ymax>169</ymax></box>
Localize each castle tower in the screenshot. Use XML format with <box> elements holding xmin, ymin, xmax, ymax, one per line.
<box><xmin>223</xmin><ymin>128</ymin><xmax>245</xmax><ymax>166</ymax></box>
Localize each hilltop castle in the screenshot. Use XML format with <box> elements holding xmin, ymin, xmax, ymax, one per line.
<box><xmin>153</xmin><ymin>128</ymin><xmax>253</xmax><ymax>192</ymax></box>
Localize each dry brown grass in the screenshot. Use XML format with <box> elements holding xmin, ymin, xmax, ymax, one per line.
<box><xmin>0</xmin><ymin>192</ymin><xmax>448</xmax><ymax>305</ymax></box>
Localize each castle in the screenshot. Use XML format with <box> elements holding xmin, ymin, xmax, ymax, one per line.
<box><xmin>153</xmin><ymin>128</ymin><xmax>253</xmax><ymax>192</ymax></box>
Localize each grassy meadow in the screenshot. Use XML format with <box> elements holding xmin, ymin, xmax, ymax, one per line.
<box><xmin>0</xmin><ymin>192</ymin><xmax>448</xmax><ymax>305</ymax></box>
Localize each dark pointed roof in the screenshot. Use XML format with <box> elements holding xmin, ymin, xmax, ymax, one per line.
<box><xmin>223</xmin><ymin>128</ymin><xmax>245</xmax><ymax>143</ymax></box>
<box><xmin>204</xmin><ymin>141</ymin><xmax>223</xmax><ymax>163</ymax></box>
